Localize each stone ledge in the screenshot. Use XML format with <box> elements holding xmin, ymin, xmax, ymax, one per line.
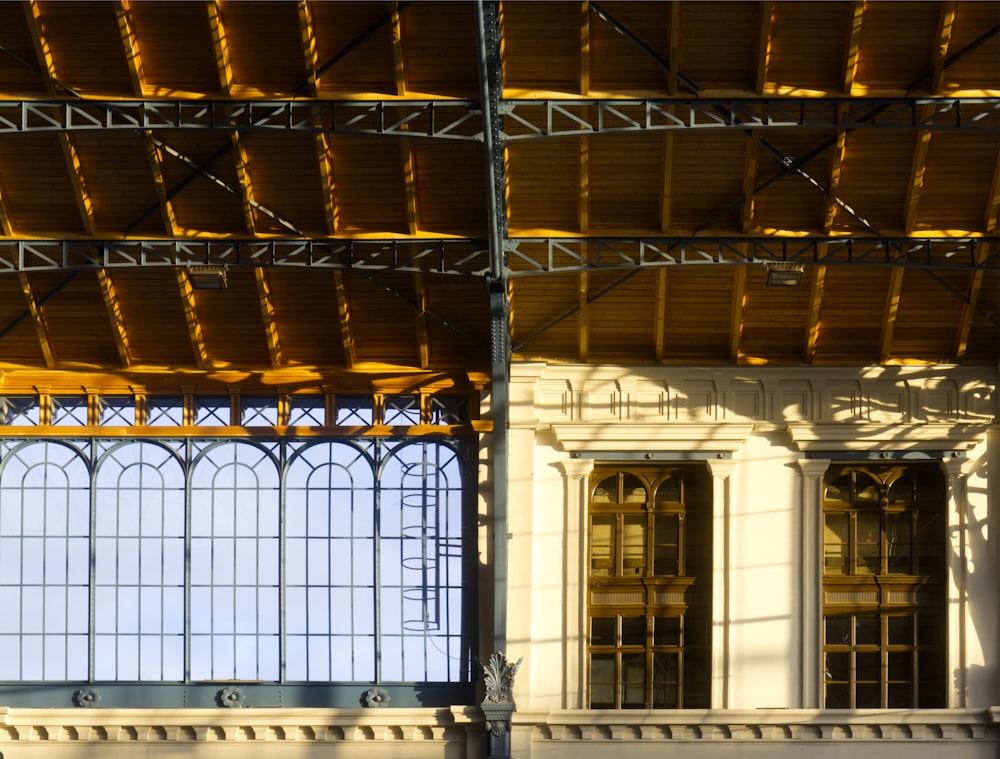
<box><xmin>0</xmin><ymin>706</ymin><xmax>482</xmax><ymax>743</ymax></box>
<box><xmin>513</xmin><ymin>708</ymin><xmax>1000</xmax><ymax>743</ymax></box>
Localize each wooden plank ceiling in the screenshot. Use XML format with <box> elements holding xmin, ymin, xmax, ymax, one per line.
<box><xmin>0</xmin><ymin>1</ymin><xmax>997</xmax><ymax>398</ymax></box>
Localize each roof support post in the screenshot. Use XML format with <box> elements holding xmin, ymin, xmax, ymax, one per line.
<box><xmin>477</xmin><ymin>2</ymin><xmax>514</xmax><ymax>753</ymax></box>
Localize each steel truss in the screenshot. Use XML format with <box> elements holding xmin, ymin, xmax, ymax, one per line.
<box><xmin>0</xmin><ymin>237</ymin><xmax>996</xmax><ymax>276</ymax></box>
<box><xmin>504</xmin><ymin>237</ymin><xmax>1000</xmax><ymax>276</ymax></box>
<box><xmin>0</xmin><ymin>239</ymin><xmax>492</xmax><ymax>276</ymax></box>
<box><xmin>0</xmin><ymin>97</ymin><xmax>996</xmax><ymax>138</ymax></box>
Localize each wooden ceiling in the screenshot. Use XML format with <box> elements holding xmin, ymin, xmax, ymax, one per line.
<box><xmin>0</xmin><ymin>1</ymin><xmax>997</xmax><ymax>397</ymax></box>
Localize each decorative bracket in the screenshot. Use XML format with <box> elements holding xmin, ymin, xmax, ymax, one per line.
<box><xmin>481</xmin><ymin>651</ymin><xmax>521</xmax><ymax>759</ymax></box>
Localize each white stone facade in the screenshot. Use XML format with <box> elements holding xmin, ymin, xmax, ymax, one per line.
<box><xmin>501</xmin><ymin>362</ymin><xmax>998</xmax><ymax>757</ymax></box>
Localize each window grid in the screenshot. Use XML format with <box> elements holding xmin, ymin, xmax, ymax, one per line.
<box><xmin>287</xmin><ymin>396</ymin><xmax>325</xmax><ymax>426</ymax></box>
<box><xmin>587</xmin><ymin>466</ymin><xmax>711</xmax><ymax>709</ymax></box>
<box><xmin>1</xmin><ymin>397</ymin><xmax>41</xmax><ymax>426</ymax></box>
<box><xmin>50</xmin><ymin>396</ymin><xmax>89</xmax><ymax>427</ymax></box>
<box><xmin>0</xmin><ymin>436</ymin><xmax>472</xmax><ymax>688</ymax></box>
<box><xmin>821</xmin><ymin>464</ymin><xmax>946</xmax><ymax>709</ymax></box>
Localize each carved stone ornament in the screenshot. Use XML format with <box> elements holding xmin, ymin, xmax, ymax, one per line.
<box><xmin>482</xmin><ymin>702</ymin><xmax>515</xmax><ymax>737</ymax></box>
<box><xmin>482</xmin><ymin>651</ymin><xmax>521</xmax><ymax>704</ymax></box>
<box><xmin>217</xmin><ymin>686</ymin><xmax>245</xmax><ymax>708</ymax></box>
<box><xmin>73</xmin><ymin>687</ymin><xmax>100</xmax><ymax>708</ymax></box>
<box><xmin>364</xmin><ymin>687</ymin><xmax>391</xmax><ymax>708</ymax></box>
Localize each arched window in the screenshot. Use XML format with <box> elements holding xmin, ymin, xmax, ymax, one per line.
<box><xmin>588</xmin><ymin>465</ymin><xmax>711</xmax><ymax>709</ymax></box>
<box><xmin>822</xmin><ymin>463</ymin><xmax>946</xmax><ymax>708</ymax></box>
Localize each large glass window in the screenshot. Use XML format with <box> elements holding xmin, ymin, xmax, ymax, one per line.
<box><xmin>0</xmin><ymin>435</ymin><xmax>473</xmax><ymax>705</ymax></box>
<box><xmin>822</xmin><ymin>463</ymin><xmax>946</xmax><ymax>708</ymax></box>
<box><xmin>587</xmin><ymin>465</ymin><xmax>711</xmax><ymax>709</ymax></box>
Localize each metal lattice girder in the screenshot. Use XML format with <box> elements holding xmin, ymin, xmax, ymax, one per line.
<box><xmin>0</xmin><ymin>239</ymin><xmax>492</xmax><ymax>276</ymax></box>
<box><xmin>504</xmin><ymin>237</ymin><xmax>1000</xmax><ymax>276</ymax></box>
<box><xmin>0</xmin><ymin>100</ymin><xmax>485</xmax><ymax>140</ymax></box>
<box><xmin>502</xmin><ymin>98</ymin><xmax>1000</xmax><ymax>138</ymax></box>
<box><xmin>1</xmin><ymin>98</ymin><xmax>997</xmax><ymax>137</ymax></box>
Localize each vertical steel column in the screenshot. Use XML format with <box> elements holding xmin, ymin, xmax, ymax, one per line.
<box><xmin>476</xmin><ymin>2</ymin><xmax>516</xmax><ymax>757</ymax></box>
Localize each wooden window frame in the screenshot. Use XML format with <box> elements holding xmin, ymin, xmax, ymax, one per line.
<box><xmin>587</xmin><ymin>465</ymin><xmax>711</xmax><ymax>709</ymax></box>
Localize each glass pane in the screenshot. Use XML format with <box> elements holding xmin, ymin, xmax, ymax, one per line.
<box><xmin>823</xmin><ymin>514</ymin><xmax>848</xmax><ymax>574</ymax></box>
<box><xmin>384</xmin><ymin>396</ymin><xmax>421</xmax><ymax>425</ymax></box>
<box><xmin>826</xmin><ymin>615</ymin><xmax>846</xmax><ymax>648</ymax></box>
<box><xmin>825</xmin><ymin>652</ymin><xmax>849</xmax><ymax>682</ymax></box>
<box><xmin>916</xmin><ymin>511</ymin><xmax>943</xmax><ymax>575</ymax></box>
<box><xmin>856</xmin><ymin>652</ymin><xmax>881</xmax><ymax>683</ymax></box>
<box><xmin>825</xmin><ymin>683</ymin><xmax>849</xmax><ymax>708</ymax></box>
<box><xmin>888</xmin><ymin>652</ymin><xmax>912</xmax><ymax>681</ymax></box>
<box><xmin>592</xmin><ymin>475</ymin><xmax>617</xmax><ymax>503</ymax></box>
<box><xmin>591</xmin><ymin>617</ymin><xmax>615</xmax><ymax>646</ymax></box>
<box><xmin>856</xmin><ymin>616</ymin><xmax>880</xmax><ymax>645</ymax></box>
<box><xmin>887</xmin><ymin>683</ymin><xmax>911</xmax><ymax>708</ymax></box>
<box><xmin>887</xmin><ymin>473</ymin><xmax>913</xmax><ymax>504</ymax></box>
<box><xmin>824</xmin><ymin>473</ymin><xmax>851</xmax><ymax>503</ymax></box>
<box><xmin>652</xmin><ymin>653</ymin><xmax>677</xmax><ymax>707</ymax></box>
<box><xmin>621</xmin><ymin>653</ymin><xmax>645</xmax><ymax>708</ymax></box>
<box><xmin>621</xmin><ymin>474</ymin><xmax>646</xmax><ymax>503</ymax></box>
<box><xmin>653</xmin><ymin>616</ymin><xmax>680</xmax><ymax>646</ymax></box>
<box><xmin>653</xmin><ymin>514</ymin><xmax>679</xmax><ymax>575</ymax></box>
<box><xmin>621</xmin><ymin>516</ymin><xmax>645</xmax><ymax>576</ymax></box>
<box><xmin>591</xmin><ymin>516</ymin><xmax>614</xmax><ymax>576</ymax></box>
<box><xmin>653</xmin><ymin>474</ymin><xmax>680</xmax><ymax>503</ymax></box>
<box><xmin>855</xmin><ymin>473</ymin><xmax>880</xmax><ymax>502</ymax></box>
<box><xmin>621</xmin><ymin>616</ymin><xmax>645</xmax><ymax>646</ymax></box>
<box><xmin>242</xmin><ymin>397</ymin><xmax>279</xmax><ymax>426</ymax></box>
<box><xmin>590</xmin><ymin>654</ymin><xmax>615</xmax><ymax>709</ymax></box>
<box><xmin>886</xmin><ymin>513</ymin><xmax>911</xmax><ymax>573</ymax></box>
<box><xmin>887</xmin><ymin>616</ymin><xmax>913</xmax><ymax>645</ymax></box>
<box><xmin>856</xmin><ymin>513</ymin><xmax>880</xmax><ymax>574</ymax></box>
<box><xmin>855</xmin><ymin>683</ymin><xmax>880</xmax><ymax>707</ymax></box>
<box><xmin>287</xmin><ymin>395</ymin><xmax>325</xmax><ymax>426</ymax></box>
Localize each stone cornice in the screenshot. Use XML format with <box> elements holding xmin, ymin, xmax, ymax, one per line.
<box><xmin>0</xmin><ymin>706</ymin><xmax>480</xmax><ymax>743</ymax></box>
<box><xmin>551</xmin><ymin>423</ymin><xmax>755</xmax><ymax>453</ymax></box>
<box><xmin>788</xmin><ymin>423</ymin><xmax>992</xmax><ymax>451</ymax></box>
<box><xmin>513</xmin><ymin>708</ymin><xmax>999</xmax><ymax>742</ymax></box>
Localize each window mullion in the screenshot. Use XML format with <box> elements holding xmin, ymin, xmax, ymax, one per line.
<box><xmin>183</xmin><ymin>439</ymin><xmax>193</xmax><ymax>684</ymax></box>
<box><xmin>88</xmin><ymin>440</ymin><xmax>97</xmax><ymax>682</ymax></box>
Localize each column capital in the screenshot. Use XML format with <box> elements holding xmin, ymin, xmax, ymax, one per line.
<box><xmin>555</xmin><ymin>457</ymin><xmax>595</xmax><ymax>480</ymax></box>
<box><xmin>796</xmin><ymin>458</ymin><xmax>831</xmax><ymax>478</ymax></box>
<box><xmin>941</xmin><ymin>454</ymin><xmax>974</xmax><ymax>478</ymax></box>
<box><xmin>706</xmin><ymin>456</ymin><xmax>738</xmax><ymax>479</ymax></box>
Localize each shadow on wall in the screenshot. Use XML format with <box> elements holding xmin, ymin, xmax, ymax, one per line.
<box><xmin>954</xmin><ymin>447</ymin><xmax>996</xmax><ymax>707</ymax></box>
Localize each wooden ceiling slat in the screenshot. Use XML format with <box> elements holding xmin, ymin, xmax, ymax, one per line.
<box><xmin>18</xmin><ymin>273</ymin><xmax>57</xmax><ymax>369</ymax></box>
<box><xmin>255</xmin><ymin>268</ymin><xmax>282</xmax><ymax>371</ymax></box>
<box><xmin>97</xmin><ymin>269</ymin><xmax>133</xmax><ymax>370</ymax></box>
<box><xmin>879</xmin><ymin>268</ymin><xmax>906</xmax><ymax>364</ymax></box>
<box><xmin>176</xmin><ymin>269</ymin><xmax>209</xmax><ymax>370</ymax></box>
<box><xmin>116</xmin><ymin>0</ymin><xmax>145</xmax><ymax>96</ymax></box>
<box><xmin>842</xmin><ymin>1</ymin><xmax>865</xmax><ymax>94</ymax></box>
<box><xmin>333</xmin><ymin>270</ymin><xmax>357</xmax><ymax>370</ymax></box>
<box><xmin>729</xmin><ymin>264</ymin><xmax>747</xmax><ymax>362</ymax></box>
<box><xmin>755</xmin><ymin>1</ymin><xmax>773</xmax><ymax>96</ymax></box>
<box><xmin>804</xmin><ymin>264</ymin><xmax>827</xmax><ymax>364</ymax></box>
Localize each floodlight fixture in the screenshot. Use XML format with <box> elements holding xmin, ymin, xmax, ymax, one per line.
<box><xmin>186</xmin><ymin>265</ymin><xmax>228</xmax><ymax>290</ymax></box>
<box><xmin>764</xmin><ymin>261</ymin><xmax>804</xmax><ymax>287</ymax></box>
